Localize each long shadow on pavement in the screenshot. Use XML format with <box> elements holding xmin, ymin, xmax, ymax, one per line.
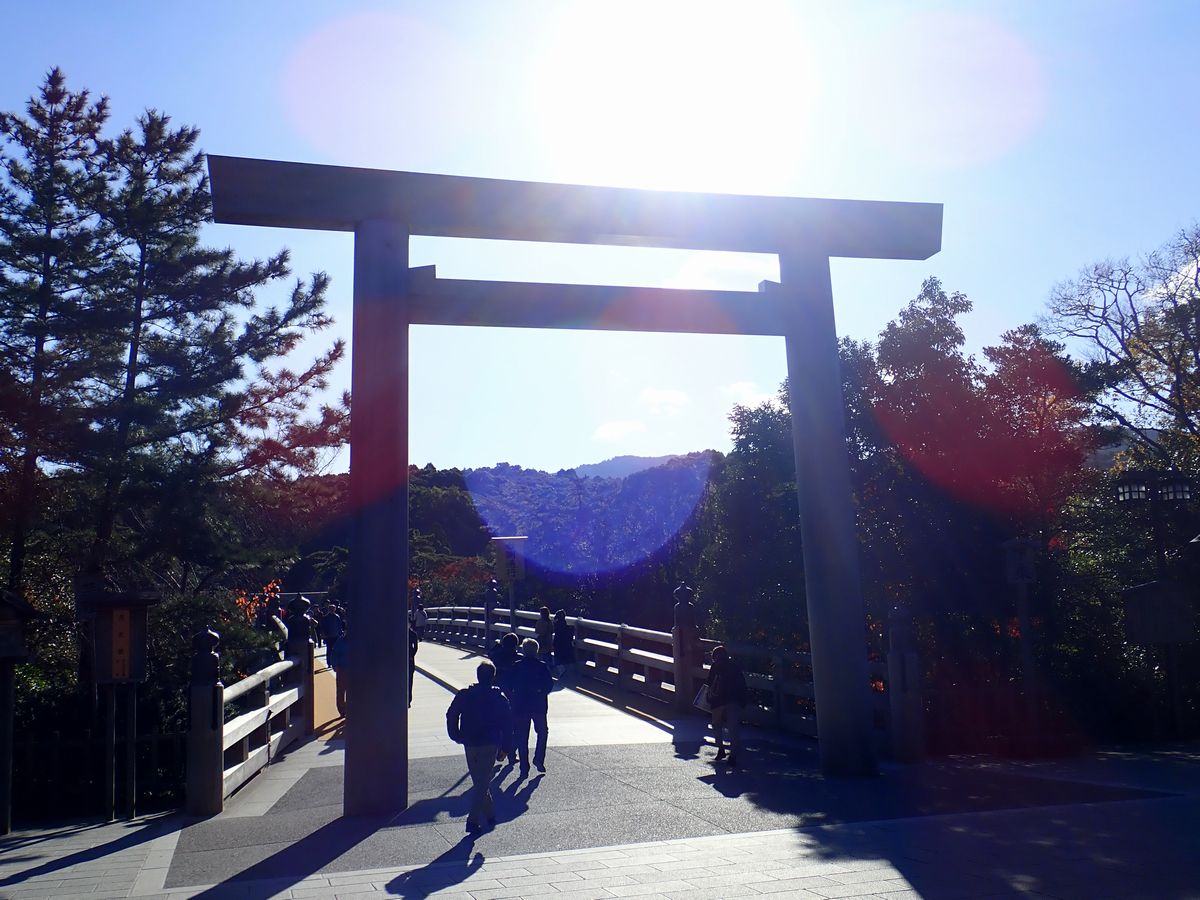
<box><xmin>0</xmin><ymin>814</ymin><xmax>179</xmax><ymax>889</ymax></box>
<box><xmin>385</xmin><ymin>833</ymin><xmax>484</xmax><ymax>898</ymax></box>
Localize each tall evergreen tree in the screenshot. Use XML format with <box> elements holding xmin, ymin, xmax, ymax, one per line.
<box><xmin>82</xmin><ymin>108</ymin><xmax>347</xmax><ymax>585</ymax></box>
<box><xmin>0</xmin><ymin>68</ymin><xmax>110</xmax><ymax>592</ymax></box>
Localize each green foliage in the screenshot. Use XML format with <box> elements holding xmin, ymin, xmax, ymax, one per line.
<box><xmin>0</xmin><ymin>68</ymin><xmax>112</xmax><ymax>591</ymax></box>
<box><xmin>0</xmin><ymin>71</ymin><xmax>352</xmax><ymax>818</ymax></box>
<box><xmin>697</xmin><ymin>395</ymin><xmax>806</xmax><ymax>647</ymax></box>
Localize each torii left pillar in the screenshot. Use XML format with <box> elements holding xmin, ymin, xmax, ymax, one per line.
<box><xmin>344</xmin><ymin>219</ymin><xmax>411</xmax><ymax>814</ymax></box>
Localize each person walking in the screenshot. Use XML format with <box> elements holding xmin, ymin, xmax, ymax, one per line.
<box><xmin>409</xmin><ymin>588</ymin><xmax>429</xmax><ymax>640</ymax></box>
<box><xmin>535</xmin><ymin>606</ymin><xmax>554</xmax><ymax>668</ymax></box>
<box><xmin>488</xmin><ymin>632</ymin><xmax>521</xmax><ymax>763</ymax></box>
<box><xmin>446</xmin><ymin>660</ymin><xmax>513</xmax><ymax>833</ymax></box>
<box><xmin>706</xmin><ymin>645</ymin><xmax>747</xmax><ymax>766</ymax></box>
<box><xmin>408</xmin><ymin>628</ymin><xmax>419</xmax><ymax>708</ymax></box>
<box><xmin>328</xmin><ymin>632</ymin><xmax>349</xmax><ymax>717</ymax></box>
<box><xmin>321</xmin><ymin>605</ymin><xmax>345</xmax><ymax>651</ymax></box>
<box><xmin>488</xmin><ymin>631</ymin><xmax>520</xmax><ymax>678</ymax></box>
<box><xmin>508</xmin><ymin>638</ymin><xmax>554</xmax><ymax>774</ymax></box>
<box><xmin>552</xmin><ymin>610</ymin><xmax>576</xmax><ymax>679</ymax></box>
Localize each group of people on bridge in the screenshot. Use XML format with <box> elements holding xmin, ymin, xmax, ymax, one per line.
<box><xmin>313</xmin><ymin>584</ymin><xmax>748</xmax><ymax>835</ymax></box>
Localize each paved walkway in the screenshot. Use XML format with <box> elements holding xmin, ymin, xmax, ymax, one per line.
<box><xmin>2</xmin><ymin>641</ymin><xmax>1199</xmax><ymax>899</ymax></box>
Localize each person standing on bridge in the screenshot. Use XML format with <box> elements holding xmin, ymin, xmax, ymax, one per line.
<box><xmin>446</xmin><ymin>660</ymin><xmax>513</xmax><ymax>833</ymax></box>
<box><xmin>408</xmin><ymin>627</ymin><xmax>419</xmax><ymax>708</ymax></box>
<box><xmin>535</xmin><ymin>606</ymin><xmax>554</xmax><ymax>667</ymax></box>
<box><xmin>706</xmin><ymin>645</ymin><xmax>747</xmax><ymax>766</ymax></box>
<box><xmin>329</xmin><ymin>631</ymin><xmax>349</xmax><ymax>717</ymax></box>
<box><xmin>552</xmin><ymin>610</ymin><xmax>577</xmax><ymax>679</ymax></box>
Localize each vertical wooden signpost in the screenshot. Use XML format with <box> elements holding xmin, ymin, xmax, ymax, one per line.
<box><xmin>89</xmin><ymin>590</ymin><xmax>157</xmax><ymax>821</ymax></box>
<box><xmin>207</xmin><ymin>156</ymin><xmax>942</xmax><ymax>811</ymax></box>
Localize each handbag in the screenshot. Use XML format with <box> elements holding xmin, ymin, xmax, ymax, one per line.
<box><xmin>693</xmin><ymin>684</ymin><xmax>712</xmax><ymax>713</ymax></box>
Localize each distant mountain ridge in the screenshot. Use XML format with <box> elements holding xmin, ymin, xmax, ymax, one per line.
<box><xmin>568</xmin><ymin>454</ymin><xmax>682</xmax><ymax>479</ymax></box>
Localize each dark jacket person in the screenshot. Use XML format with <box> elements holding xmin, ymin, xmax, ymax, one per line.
<box><xmin>507</xmin><ymin>639</ymin><xmax>554</xmax><ymax>773</ymax></box>
<box><xmin>706</xmin><ymin>645</ymin><xmax>747</xmax><ymax>766</ymax></box>
<box><xmin>446</xmin><ymin>660</ymin><xmax>513</xmax><ymax>832</ymax></box>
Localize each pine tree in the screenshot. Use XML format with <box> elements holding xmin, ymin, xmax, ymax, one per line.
<box><xmin>83</xmin><ymin>108</ymin><xmax>348</xmax><ymax>586</ymax></box>
<box><xmin>0</xmin><ymin>68</ymin><xmax>110</xmax><ymax>592</ymax></box>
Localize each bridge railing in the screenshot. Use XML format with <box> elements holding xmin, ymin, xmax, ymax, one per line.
<box><xmin>185</xmin><ymin>601</ymin><xmax>316</xmax><ymax>816</ymax></box>
<box><xmin>421</xmin><ymin>605</ymin><xmax>900</xmax><ymax>749</ymax></box>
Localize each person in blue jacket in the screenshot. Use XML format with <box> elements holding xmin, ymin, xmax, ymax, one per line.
<box><xmin>446</xmin><ymin>660</ymin><xmax>513</xmax><ymax>833</ymax></box>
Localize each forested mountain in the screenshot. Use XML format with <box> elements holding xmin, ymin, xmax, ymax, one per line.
<box><xmin>463</xmin><ymin>452</ymin><xmax>714</xmax><ymax>575</ymax></box>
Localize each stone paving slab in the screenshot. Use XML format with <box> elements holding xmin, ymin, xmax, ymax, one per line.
<box><xmin>159</xmin><ymin>735</ymin><xmax>1176</xmax><ymax>889</ymax></box>
<box><xmin>26</xmin><ymin>798</ymin><xmax>1197</xmax><ymax>899</ymax></box>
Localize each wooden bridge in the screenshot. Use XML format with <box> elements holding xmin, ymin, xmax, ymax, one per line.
<box><xmin>183</xmin><ymin>601</ymin><xmax>923</xmax><ymax>816</ymax></box>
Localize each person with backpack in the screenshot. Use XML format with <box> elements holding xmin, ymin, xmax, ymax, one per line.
<box><xmin>445</xmin><ymin>660</ymin><xmax>513</xmax><ymax>833</ymax></box>
<box><xmin>706</xmin><ymin>645</ymin><xmax>748</xmax><ymax>767</ymax></box>
<box><xmin>508</xmin><ymin>638</ymin><xmax>555</xmax><ymax>774</ymax></box>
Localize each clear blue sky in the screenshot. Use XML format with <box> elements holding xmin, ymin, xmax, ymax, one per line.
<box><xmin>5</xmin><ymin>1</ymin><xmax>1198</xmax><ymax>472</ymax></box>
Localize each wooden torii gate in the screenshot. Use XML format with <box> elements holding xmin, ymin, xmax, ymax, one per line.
<box><xmin>208</xmin><ymin>156</ymin><xmax>942</xmax><ymax>815</ymax></box>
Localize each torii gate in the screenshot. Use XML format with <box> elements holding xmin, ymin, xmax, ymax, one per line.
<box><xmin>208</xmin><ymin>156</ymin><xmax>942</xmax><ymax>815</ymax></box>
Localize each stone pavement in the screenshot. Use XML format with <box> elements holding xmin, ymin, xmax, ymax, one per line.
<box><xmin>2</xmin><ymin>641</ymin><xmax>1199</xmax><ymax>899</ymax></box>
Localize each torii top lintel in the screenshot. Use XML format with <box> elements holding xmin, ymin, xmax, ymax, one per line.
<box><xmin>208</xmin><ymin>156</ymin><xmax>941</xmax><ymax>260</ymax></box>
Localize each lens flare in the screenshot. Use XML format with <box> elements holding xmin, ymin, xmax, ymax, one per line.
<box><xmin>465</xmin><ymin>455</ymin><xmax>712</xmax><ymax>576</ymax></box>
<box><xmin>860</xmin><ymin>11</ymin><xmax>1047</xmax><ymax>169</ymax></box>
<box><xmin>873</xmin><ymin>344</ymin><xmax>1083</xmax><ymax>520</ymax></box>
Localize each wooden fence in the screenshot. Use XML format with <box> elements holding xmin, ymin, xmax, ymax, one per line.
<box><xmin>422</xmin><ymin>605</ymin><xmax>904</xmax><ymax>750</ymax></box>
<box><xmin>11</xmin><ymin>727</ymin><xmax>186</xmax><ymax>822</ymax></box>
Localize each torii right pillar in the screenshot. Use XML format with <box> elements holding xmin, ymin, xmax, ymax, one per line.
<box><xmin>780</xmin><ymin>250</ymin><xmax>877</xmax><ymax>776</ymax></box>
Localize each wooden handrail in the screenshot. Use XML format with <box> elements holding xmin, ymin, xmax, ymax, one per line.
<box><xmin>421</xmin><ymin>602</ymin><xmax>903</xmax><ymax>751</ymax></box>
<box><xmin>187</xmin><ymin>617</ymin><xmax>316</xmax><ymax>817</ymax></box>
<box><xmin>223</xmin><ymin>658</ymin><xmax>298</xmax><ymax>703</ymax></box>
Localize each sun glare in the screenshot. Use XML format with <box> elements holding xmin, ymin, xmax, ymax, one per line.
<box><xmin>526</xmin><ymin>0</ymin><xmax>819</xmax><ymax>193</ymax></box>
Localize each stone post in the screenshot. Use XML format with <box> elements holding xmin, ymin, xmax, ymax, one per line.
<box><xmin>887</xmin><ymin>606</ymin><xmax>924</xmax><ymax>763</ymax></box>
<box><xmin>286</xmin><ymin>596</ymin><xmax>316</xmax><ymax>734</ymax></box>
<box><xmin>186</xmin><ymin>629</ymin><xmax>224</xmax><ymax>816</ymax></box>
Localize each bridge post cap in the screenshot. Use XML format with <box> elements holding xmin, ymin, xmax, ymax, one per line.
<box><xmin>192</xmin><ymin>628</ymin><xmax>220</xmax><ymax>655</ymax></box>
<box><xmin>191</xmin><ymin>628</ymin><xmax>221</xmax><ymax>683</ymax></box>
<box><xmin>673</xmin><ymin>583</ymin><xmax>695</xmax><ymax>601</ymax></box>
<box><xmin>287</xmin><ymin>595</ymin><xmax>312</xmax><ymax>621</ymax></box>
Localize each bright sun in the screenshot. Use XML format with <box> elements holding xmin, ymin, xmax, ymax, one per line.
<box><xmin>526</xmin><ymin>0</ymin><xmax>819</xmax><ymax>194</ymax></box>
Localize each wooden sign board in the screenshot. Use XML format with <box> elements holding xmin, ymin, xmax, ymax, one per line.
<box><xmin>94</xmin><ymin>605</ymin><xmax>149</xmax><ymax>683</ymax></box>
